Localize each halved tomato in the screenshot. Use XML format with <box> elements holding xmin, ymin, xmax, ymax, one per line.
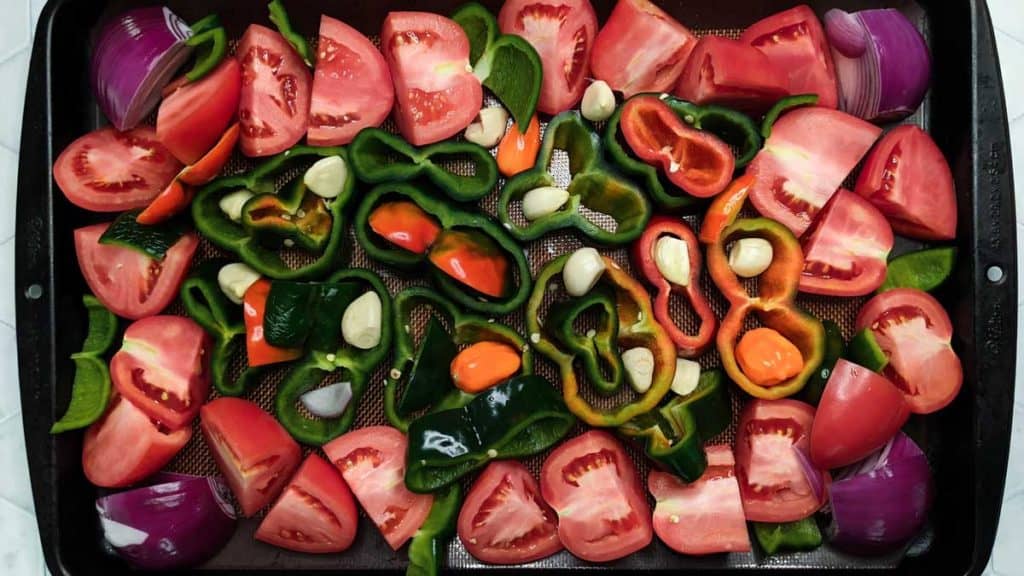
<box><xmin>74</xmin><ymin>222</ymin><xmax>198</xmax><ymax>320</ymax></box>
<box><xmin>540</xmin><ymin>430</ymin><xmax>652</xmax><ymax>562</ymax></box>
<box><xmin>428</xmin><ymin>229</ymin><xmax>510</xmax><ymax>299</ymax></box>
<box><xmin>111</xmin><ymin>316</ymin><xmax>211</xmax><ymax>431</ymax></box>
<box><xmin>382</xmin><ymin>12</ymin><xmax>482</xmax><ymax>145</ymax></box>
<box><xmin>83</xmin><ymin>394</ymin><xmax>192</xmax><ymax>488</ymax></box>
<box><xmin>53</xmin><ymin>126</ymin><xmax>183</xmax><ymax>212</ymax></box>
<box><xmin>740</xmin><ymin>5</ymin><xmax>838</xmax><ymax>109</ymax></box>
<box><xmin>589</xmin><ymin>0</ymin><xmax>697</xmax><ymax>97</ymax></box>
<box><xmin>256</xmin><ymin>454</ymin><xmax>360</xmax><ymax>554</ymax></box>
<box><xmin>648</xmin><ymin>445</ymin><xmax>751</xmax><ymax>555</ymax></box>
<box><xmin>810</xmin><ymin>359</ymin><xmax>909</xmax><ymax>470</ymax></box>
<box><xmin>308</xmin><ymin>15</ymin><xmax>394</xmax><ymax>146</ymax></box>
<box><xmin>200</xmin><ymin>398</ymin><xmax>302</xmax><ymax>517</ymax></box>
<box><xmin>157</xmin><ymin>58</ymin><xmax>242</xmax><ymax>165</ymax></box>
<box><xmin>237</xmin><ymin>24</ymin><xmax>312</xmax><ymax>157</ymax></box>
<box><xmin>323</xmin><ymin>426</ymin><xmax>433</xmax><ymax>550</ymax></box>
<box><xmin>854</xmin><ymin>125</ymin><xmax>957</xmax><ymax>241</ymax></box>
<box><xmin>498</xmin><ymin>0</ymin><xmax>598</xmax><ymax>114</ymax></box>
<box><xmin>673</xmin><ymin>36</ymin><xmax>789</xmax><ymax>113</ymax></box>
<box><xmin>735</xmin><ymin>399</ymin><xmax>830</xmax><ymax>523</ymax></box>
<box><xmin>746</xmin><ymin>107</ymin><xmax>881</xmax><ymax>237</ymax></box>
<box><xmin>799</xmin><ymin>189</ymin><xmax>893</xmax><ymax>296</ymax></box>
<box><xmin>856</xmin><ymin>289</ymin><xmax>963</xmax><ymax>414</ymax></box>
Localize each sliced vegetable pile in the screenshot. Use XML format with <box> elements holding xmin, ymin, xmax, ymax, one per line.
<box><xmin>52</xmin><ymin>0</ymin><xmax>960</xmax><ymax>572</ymax></box>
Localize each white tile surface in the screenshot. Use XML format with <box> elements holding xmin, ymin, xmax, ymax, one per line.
<box><xmin>0</xmin><ymin>0</ymin><xmax>30</xmax><ymax>64</ymax></box>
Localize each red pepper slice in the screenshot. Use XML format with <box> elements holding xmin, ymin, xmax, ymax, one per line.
<box><xmin>243</xmin><ymin>279</ymin><xmax>303</xmax><ymax>368</ymax></box>
<box><xmin>620</xmin><ymin>95</ymin><xmax>735</xmax><ymax>198</ymax></box>
<box><xmin>368</xmin><ymin>201</ymin><xmax>443</xmax><ymax>255</ymax></box>
<box><xmin>699</xmin><ymin>174</ymin><xmax>754</xmax><ymax>245</ymax></box>
<box><xmin>428</xmin><ymin>229</ymin><xmax>510</xmax><ymax>299</ymax></box>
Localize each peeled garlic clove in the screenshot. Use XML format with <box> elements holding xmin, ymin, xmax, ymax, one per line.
<box><xmin>729</xmin><ymin>238</ymin><xmax>774</xmax><ymax>278</ymax></box>
<box><xmin>563</xmin><ymin>247</ymin><xmax>606</xmax><ymax>297</ymax></box>
<box><xmin>581</xmin><ymin>80</ymin><xmax>616</xmax><ymax>122</ymax></box>
<box><xmin>304</xmin><ymin>156</ymin><xmax>348</xmax><ymax>199</ymax></box>
<box><xmin>464</xmin><ymin>107</ymin><xmax>510</xmax><ymax>148</ymax></box>
<box><xmin>522</xmin><ymin>186</ymin><xmax>570</xmax><ymax>221</ymax></box>
<box><xmin>217</xmin><ymin>263</ymin><xmax>261</xmax><ymax>305</ymax></box>
<box><xmin>623</xmin><ymin>347</ymin><xmax>655</xmax><ymax>393</ymax></box>
<box><xmin>654</xmin><ymin>235</ymin><xmax>691</xmax><ymax>286</ymax></box>
<box><xmin>341</xmin><ymin>291</ymin><xmax>383</xmax><ymax>350</ymax></box>
<box><xmin>671</xmin><ymin>358</ymin><xmax>702</xmax><ymax>396</ymax></box>
<box><xmin>218</xmin><ymin>189</ymin><xmax>254</xmax><ymax>223</ymax></box>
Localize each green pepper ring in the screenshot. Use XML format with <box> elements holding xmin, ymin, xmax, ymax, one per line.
<box><xmin>546</xmin><ymin>286</ymin><xmax>624</xmax><ymax>396</ymax></box>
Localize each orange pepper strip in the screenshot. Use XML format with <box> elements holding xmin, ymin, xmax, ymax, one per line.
<box><xmin>699</xmin><ymin>174</ymin><xmax>755</xmax><ymax>245</ymax></box>
<box><xmin>497</xmin><ymin>116</ymin><xmax>541</xmax><ymax>178</ymax></box>
<box><xmin>735</xmin><ymin>327</ymin><xmax>804</xmax><ymax>387</ymax></box>
<box><xmin>450</xmin><ymin>341</ymin><xmax>522</xmax><ymax>393</ymax></box>
<box><xmin>179</xmin><ymin>123</ymin><xmax>240</xmax><ymax>186</ymax></box>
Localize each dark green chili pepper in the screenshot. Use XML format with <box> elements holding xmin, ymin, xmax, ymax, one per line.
<box><xmin>267</xmin><ymin>0</ymin><xmax>314</xmax><ymax>68</ymax></box>
<box><xmin>51</xmin><ymin>296</ymin><xmax>117</xmax><ymax>433</ymax></box>
<box><xmin>185</xmin><ymin>15</ymin><xmax>228</xmax><ymax>82</ymax></box>
<box><xmin>801</xmin><ymin>320</ymin><xmax>845</xmax><ymax>406</ymax></box>
<box><xmin>397</xmin><ymin>316</ymin><xmax>458</xmax><ymax>416</ymax></box>
<box><xmin>263</xmin><ymin>281</ymin><xmax>361</xmax><ymax>350</ymax></box>
<box><xmin>547</xmin><ymin>286</ymin><xmax>624</xmax><ymax>396</ymax></box>
<box><xmin>406</xmin><ymin>485</ymin><xmax>461</xmax><ymax>576</ymax></box>
<box><xmin>753</xmin><ymin>518</ymin><xmax>823</xmax><ymax>555</ymax></box>
<box><xmin>761</xmin><ymin>94</ymin><xmax>820</xmax><ymax>138</ymax></box>
<box><xmin>99</xmin><ymin>210</ymin><xmax>188</xmax><ymax>259</ymax></box>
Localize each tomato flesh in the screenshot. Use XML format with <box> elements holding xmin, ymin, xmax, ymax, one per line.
<box><xmin>428</xmin><ymin>229</ymin><xmax>510</xmax><ymax>299</ymax></box>
<box><xmin>673</xmin><ymin>36</ymin><xmax>789</xmax><ymax>113</ymax></box>
<box><xmin>157</xmin><ymin>57</ymin><xmax>242</xmax><ymax>165</ymax></box>
<box><xmin>368</xmin><ymin>201</ymin><xmax>442</xmax><ymax>254</ymax></box>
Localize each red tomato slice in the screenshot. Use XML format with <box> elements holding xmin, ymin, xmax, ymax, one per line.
<box><xmin>323</xmin><ymin>426</ymin><xmax>433</xmax><ymax>550</ymax></box>
<box><xmin>110</xmin><ymin>316</ymin><xmax>211</xmax><ymax>431</ymax></box>
<box><xmin>810</xmin><ymin>359</ymin><xmax>910</xmax><ymax>469</ymax></box>
<box><xmin>457</xmin><ymin>460</ymin><xmax>562</xmax><ymax>564</ymax></box>
<box><xmin>673</xmin><ymin>36</ymin><xmax>789</xmax><ymax>114</ymax></box>
<box><xmin>157</xmin><ymin>58</ymin><xmax>242</xmax><ymax>165</ymax></box>
<box><xmin>740</xmin><ymin>5</ymin><xmax>838</xmax><ymax>109</ymax></box>
<box><xmin>74</xmin><ymin>222</ymin><xmax>198</xmax><ymax>320</ymax></box>
<box><xmin>309</xmin><ymin>16</ymin><xmax>394</xmax><ymax>146</ymax></box>
<box><xmin>382</xmin><ymin>12</ymin><xmax>482</xmax><ymax>146</ymax></box>
<box><xmin>854</xmin><ymin>125</ymin><xmax>957</xmax><ymax>241</ymax></box>
<box><xmin>856</xmin><ymin>289</ymin><xmax>963</xmax><ymax>414</ymax></box>
<box><xmin>735</xmin><ymin>399</ymin><xmax>830</xmax><ymax>523</ymax></box>
<box><xmin>799</xmin><ymin>189</ymin><xmax>893</xmax><ymax>296</ymax></box>
<box><xmin>53</xmin><ymin>126</ymin><xmax>183</xmax><ymax>212</ymax></box>
<box><xmin>746</xmin><ymin>107</ymin><xmax>881</xmax><ymax>237</ymax></box>
<box><xmin>648</xmin><ymin>445</ymin><xmax>752</xmax><ymax>555</ymax></box>
<box><xmin>428</xmin><ymin>229</ymin><xmax>511</xmax><ymax>299</ymax></box>
<box><xmin>256</xmin><ymin>454</ymin><xmax>360</xmax><ymax>554</ymax></box>
<box><xmin>498</xmin><ymin>0</ymin><xmax>598</xmax><ymax>114</ymax></box>
<box><xmin>237</xmin><ymin>25</ymin><xmax>312</xmax><ymax>157</ymax></box>
<box><xmin>200</xmin><ymin>398</ymin><xmax>302</xmax><ymax>517</ymax></box>
<box><xmin>589</xmin><ymin>0</ymin><xmax>697</xmax><ymax>97</ymax></box>
<box><xmin>540</xmin><ymin>430</ymin><xmax>652</xmax><ymax>562</ymax></box>
<box><xmin>82</xmin><ymin>394</ymin><xmax>192</xmax><ymax>488</ymax></box>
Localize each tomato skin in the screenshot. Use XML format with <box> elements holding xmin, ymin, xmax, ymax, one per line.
<box><xmin>856</xmin><ymin>289</ymin><xmax>962</xmax><ymax>414</ymax></box>
<box><xmin>799</xmin><ymin>189</ymin><xmax>894</xmax><ymax>296</ymax></box>
<box><xmin>648</xmin><ymin>445</ymin><xmax>752</xmax><ymax>555</ymax></box>
<box><xmin>458</xmin><ymin>461</ymin><xmax>562</xmax><ymax>564</ymax></box>
<box><xmin>323</xmin><ymin>426</ymin><xmax>434</xmax><ymax>550</ymax></box>
<box><xmin>498</xmin><ymin>0</ymin><xmax>598</xmax><ymax>114</ymax></box>
<box><xmin>428</xmin><ymin>229</ymin><xmax>510</xmax><ymax>299</ymax></box>
<box><xmin>74</xmin><ymin>222</ymin><xmax>198</xmax><ymax>320</ymax></box>
<box><xmin>83</xmin><ymin>395</ymin><xmax>192</xmax><ymax>488</ymax></box>
<box><xmin>309</xmin><ymin>16</ymin><xmax>394</xmax><ymax>146</ymax></box>
<box><xmin>810</xmin><ymin>359</ymin><xmax>910</xmax><ymax>470</ymax></box>
<box><xmin>368</xmin><ymin>201</ymin><xmax>442</xmax><ymax>255</ymax></box>
<box><xmin>157</xmin><ymin>58</ymin><xmax>242</xmax><ymax>165</ymax></box>
<box><xmin>54</xmin><ymin>126</ymin><xmax>183</xmax><ymax>212</ymax></box>
<box><xmin>735</xmin><ymin>399</ymin><xmax>830</xmax><ymax>522</ymax></box>
<box><xmin>200</xmin><ymin>398</ymin><xmax>302</xmax><ymax>517</ymax></box>
<box><xmin>590</xmin><ymin>0</ymin><xmax>697</xmax><ymax>97</ymax></box>
<box><xmin>237</xmin><ymin>25</ymin><xmax>312</xmax><ymax>157</ymax></box>
<box><xmin>256</xmin><ymin>454</ymin><xmax>360</xmax><ymax>554</ymax></box>
<box><xmin>854</xmin><ymin>125</ymin><xmax>957</xmax><ymax>241</ymax></box>
<box><xmin>540</xmin><ymin>430</ymin><xmax>652</xmax><ymax>562</ymax></box>
<box><xmin>243</xmin><ymin>280</ymin><xmax>304</xmax><ymax>368</ymax></box>
<box><xmin>111</xmin><ymin>316</ymin><xmax>211</xmax><ymax>431</ymax></box>
<box><xmin>673</xmin><ymin>36</ymin><xmax>789</xmax><ymax>114</ymax></box>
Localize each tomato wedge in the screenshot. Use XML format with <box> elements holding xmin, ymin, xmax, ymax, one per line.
<box><xmin>237</xmin><ymin>24</ymin><xmax>312</xmax><ymax>157</ymax></box>
<box><xmin>498</xmin><ymin>0</ymin><xmax>598</xmax><ymax>114</ymax></box>
<box><xmin>256</xmin><ymin>454</ymin><xmax>360</xmax><ymax>554</ymax></box>
<box><xmin>323</xmin><ymin>426</ymin><xmax>434</xmax><ymax>550</ymax></box>
<box><xmin>309</xmin><ymin>15</ymin><xmax>394</xmax><ymax>146</ymax></box>
<box><xmin>74</xmin><ymin>222</ymin><xmax>198</xmax><ymax>320</ymax></box>
<box><xmin>540</xmin><ymin>430</ymin><xmax>652</xmax><ymax>562</ymax></box>
<box><xmin>746</xmin><ymin>107</ymin><xmax>881</xmax><ymax>237</ymax></box>
<box><xmin>54</xmin><ymin>126</ymin><xmax>183</xmax><ymax>212</ymax></box>
<box><xmin>589</xmin><ymin>0</ymin><xmax>697</xmax><ymax>97</ymax></box>
<box><xmin>673</xmin><ymin>36</ymin><xmax>789</xmax><ymax>113</ymax></box>
<box><xmin>157</xmin><ymin>58</ymin><xmax>242</xmax><ymax>165</ymax></box>
<box><xmin>428</xmin><ymin>229</ymin><xmax>510</xmax><ymax>299</ymax></box>
<box><xmin>382</xmin><ymin>12</ymin><xmax>482</xmax><ymax>146</ymax></box>
<box><xmin>799</xmin><ymin>189</ymin><xmax>893</xmax><ymax>296</ymax></box>
<box><xmin>856</xmin><ymin>289</ymin><xmax>963</xmax><ymax>414</ymax></box>
<box><xmin>649</xmin><ymin>445</ymin><xmax>752</xmax><ymax>555</ymax></box>
<box><xmin>111</xmin><ymin>316</ymin><xmax>211</xmax><ymax>431</ymax></box>
<box><xmin>735</xmin><ymin>399</ymin><xmax>829</xmax><ymax>523</ymax></box>
<box><xmin>200</xmin><ymin>398</ymin><xmax>302</xmax><ymax>517</ymax></box>
<box><xmin>854</xmin><ymin>125</ymin><xmax>958</xmax><ymax>241</ymax></box>
<box><xmin>458</xmin><ymin>461</ymin><xmax>562</xmax><ymax>564</ymax></box>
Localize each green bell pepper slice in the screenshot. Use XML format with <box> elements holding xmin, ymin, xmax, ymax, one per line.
<box><xmin>51</xmin><ymin>295</ymin><xmax>117</xmax><ymax>433</ymax></box>
<box><xmin>385</xmin><ymin>287</ymin><xmax>533</xmax><ymax>433</ymax></box>
<box><xmin>349</xmin><ymin>129</ymin><xmax>498</xmax><ymax>202</ymax></box>
<box><xmin>800</xmin><ymin>320</ymin><xmax>845</xmax><ymax>406</ymax></box>
<box><xmin>761</xmin><ymin>94</ymin><xmax>820</xmax><ymax>138</ymax></box>
<box><xmin>184</xmin><ymin>14</ymin><xmax>228</xmax><ymax>82</ymax></box>
<box><xmin>547</xmin><ymin>286</ymin><xmax>624</xmax><ymax>396</ymax></box>
<box><xmin>355</xmin><ymin>183</ymin><xmax>532</xmax><ymax>315</ymax></box>
<box><xmin>753</xmin><ymin>518</ymin><xmax>823</xmax><ymax>555</ymax></box>
<box><xmin>847</xmin><ymin>327</ymin><xmax>889</xmax><ymax>373</ymax></box>
<box><xmin>267</xmin><ymin>0</ymin><xmax>314</xmax><ymax>68</ymax></box>
<box><xmin>878</xmin><ymin>247</ymin><xmax>957</xmax><ymax>293</ymax></box>
<box><xmin>193</xmin><ymin>146</ymin><xmax>352</xmax><ymax>280</ymax></box>
<box><xmin>405</xmin><ymin>375</ymin><xmax>575</xmax><ymax>493</ymax></box>
<box><xmin>180</xmin><ymin>260</ymin><xmax>266</xmax><ymax>397</ymax></box>
<box><xmin>498</xmin><ymin>111</ymin><xmax>652</xmax><ymax>245</ymax></box>
<box><xmin>274</xmin><ymin>269</ymin><xmax>393</xmax><ymax>445</ymax></box>
<box><xmin>241</xmin><ymin>176</ymin><xmax>335</xmax><ymax>253</ymax></box>
<box><xmin>406</xmin><ymin>484</ymin><xmax>461</xmax><ymax>576</ymax></box>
